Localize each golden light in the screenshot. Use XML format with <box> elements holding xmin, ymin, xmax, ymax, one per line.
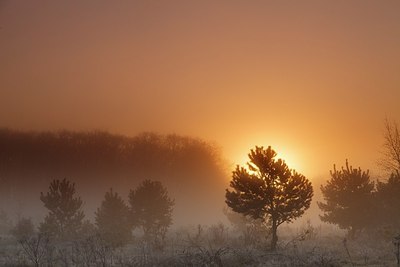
<box><xmin>229</xmin><ymin>136</ymin><xmax>306</xmax><ymax>175</ymax></box>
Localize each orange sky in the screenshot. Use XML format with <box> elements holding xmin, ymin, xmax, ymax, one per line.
<box><xmin>0</xmin><ymin>1</ymin><xmax>399</xmax><ymax>181</ymax></box>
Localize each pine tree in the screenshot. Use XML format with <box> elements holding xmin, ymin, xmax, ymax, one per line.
<box><xmin>39</xmin><ymin>178</ymin><xmax>84</xmax><ymax>241</ymax></box>
<box><xmin>129</xmin><ymin>180</ymin><xmax>174</xmax><ymax>248</ymax></box>
<box><xmin>226</xmin><ymin>146</ymin><xmax>313</xmax><ymax>250</ymax></box>
<box><xmin>318</xmin><ymin>160</ymin><xmax>375</xmax><ymax>238</ymax></box>
<box><xmin>95</xmin><ymin>189</ymin><xmax>132</xmax><ymax>248</ymax></box>
<box><xmin>376</xmin><ymin>173</ymin><xmax>400</xmax><ymax>232</ymax></box>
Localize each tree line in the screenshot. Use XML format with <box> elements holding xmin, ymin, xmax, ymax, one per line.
<box><xmin>0</xmin><ymin>129</ymin><xmax>222</xmax><ymax>176</ymax></box>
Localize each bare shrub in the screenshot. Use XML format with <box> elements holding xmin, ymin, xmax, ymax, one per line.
<box><xmin>19</xmin><ymin>233</ymin><xmax>53</xmax><ymax>267</ymax></box>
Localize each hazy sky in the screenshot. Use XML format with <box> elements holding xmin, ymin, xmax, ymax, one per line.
<box><xmin>1</xmin><ymin>1</ymin><xmax>399</xmax><ymax>180</ymax></box>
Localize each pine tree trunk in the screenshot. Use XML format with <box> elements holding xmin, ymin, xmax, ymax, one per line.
<box><xmin>271</xmin><ymin>218</ymin><xmax>278</xmax><ymax>250</ymax></box>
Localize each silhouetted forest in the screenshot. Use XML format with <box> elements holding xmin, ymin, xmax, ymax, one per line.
<box><xmin>0</xmin><ymin>129</ymin><xmax>227</xmax><ymax>225</ymax></box>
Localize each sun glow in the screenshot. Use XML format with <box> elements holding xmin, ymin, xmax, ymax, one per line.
<box><xmin>230</xmin><ymin>139</ymin><xmax>306</xmax><ymax>176</ymax></box>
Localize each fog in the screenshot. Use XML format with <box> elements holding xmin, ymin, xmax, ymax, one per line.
<box><xmin>1</xmin><ymin>0</ymin><xmax>400</xmax><ymax>265</ymax></box>
<box><xmin>0</xmin><ymin>129</ymin><xmax>228</xmax><ymax>226</ymax></box>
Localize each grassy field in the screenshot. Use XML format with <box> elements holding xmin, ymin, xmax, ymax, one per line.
<box><xmin>0</xmin><ymin>223</ymin><xmax>398</xmax><ymax>266</ymax></box>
